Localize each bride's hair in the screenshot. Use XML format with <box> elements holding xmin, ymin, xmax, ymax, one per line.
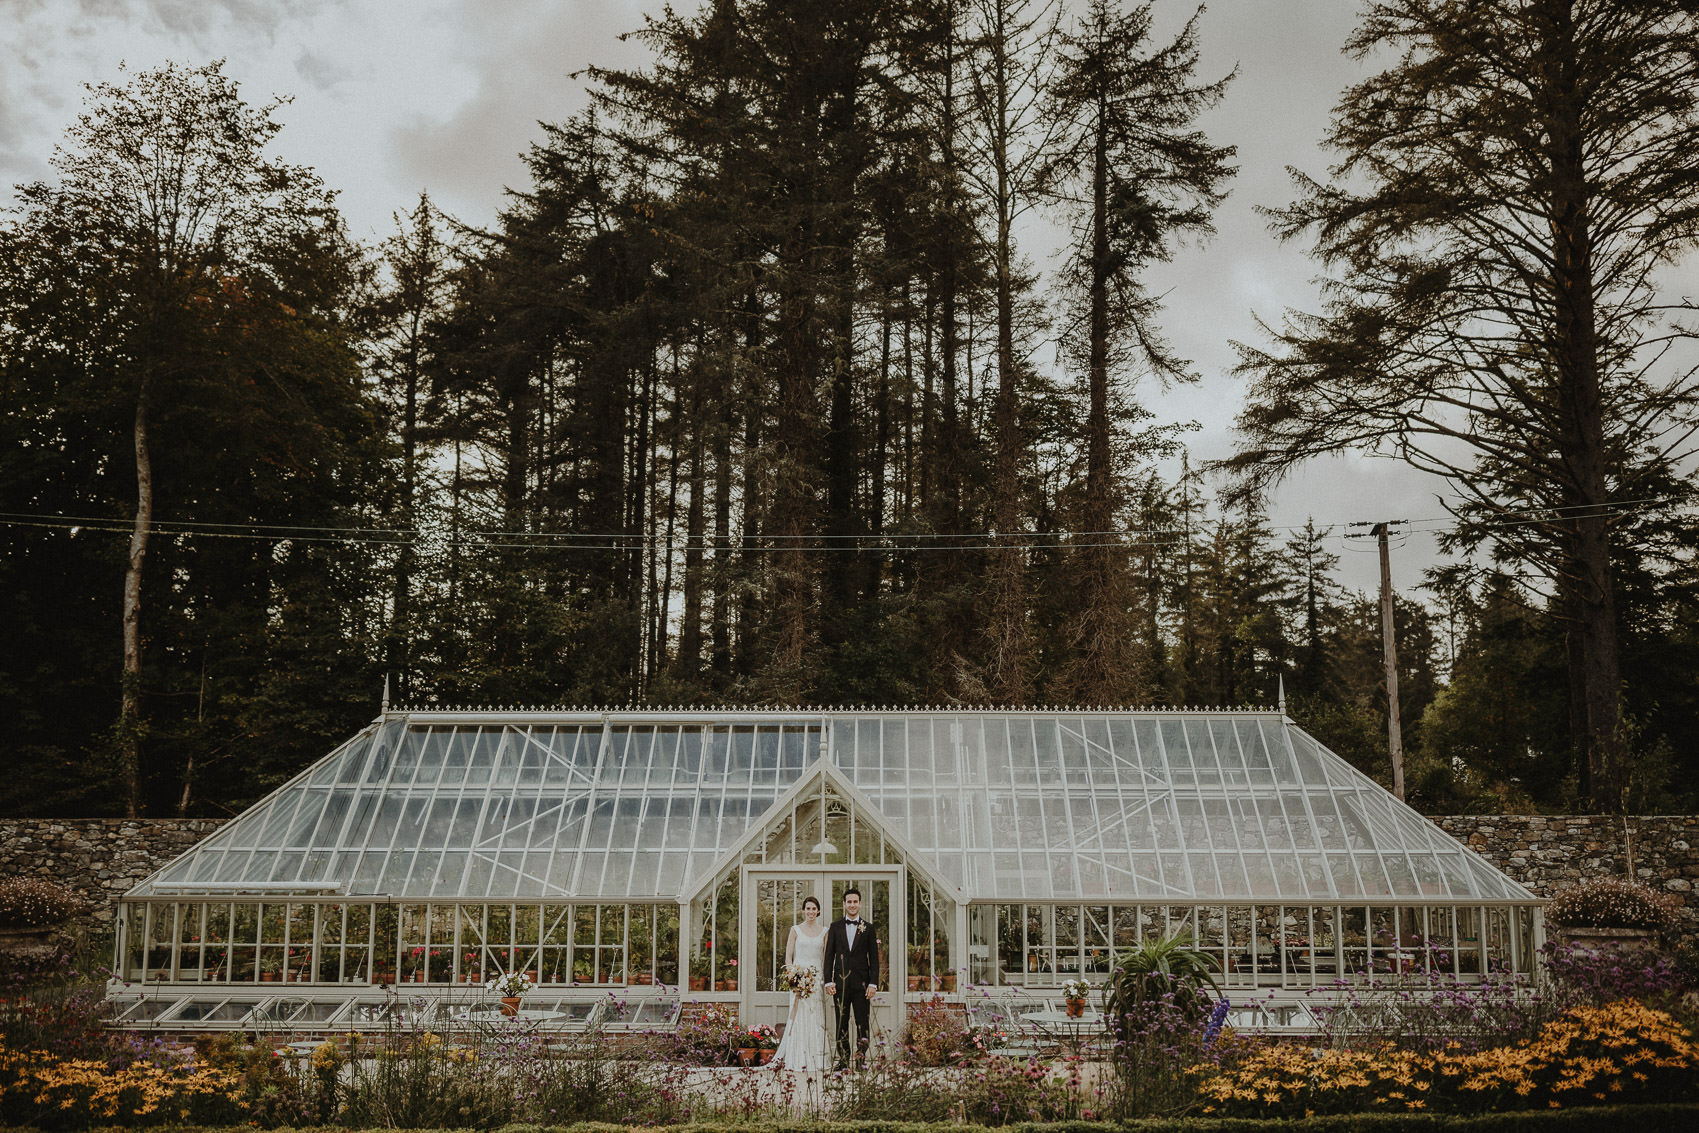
<box><xmin>803</xmin><ymin>895</ymin><xmax>821</xmax><ymax>912</ymax></box>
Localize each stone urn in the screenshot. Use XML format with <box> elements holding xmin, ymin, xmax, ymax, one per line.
<box><xmin>0</xmin><ymin>926</ymin><xmax>62</xmax><ymax>977</ymax></box>
<box><xmin>0</xmin><ymin>926</ymin><xmax>59</xmax><ymax>957</ymax></box>
<box><xmin>1553</xmin><ymin>925</ymin><xmax>1661</xmax><ymax>953</ymax></box>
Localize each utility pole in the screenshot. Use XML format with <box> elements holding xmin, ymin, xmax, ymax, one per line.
<box><xmin>1352</xmin><ymin>520</ymin><xmax>1406</xmax><ymax>800</ymax></box>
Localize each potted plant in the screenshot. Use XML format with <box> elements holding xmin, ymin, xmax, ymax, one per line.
<box><xmin>908</xmin><ymin>945</ymin><xmax>931</xmax><ymax>990</ymax></box>
<box><xmin>491</xmin><ymin>970</ymin><xmax>532</xmax><ymax>1015</ymax></box>
<box><xmin>1548</xmin><ymin>876</ymin><xmax>1681</xmax><ymax>951</ymax></box>
<box><xmin>1061</xmin><ymin>977</ymin><xmax>1092</xmax><ymax>1018</ymax></box>
<box><xmin>738</xmin><ymin>1024</ymin><xmax>779</xmax><ymax>1066</ymax></box>
<box><xmin>0</xmin><ymin>878</ymin><xmax>81</xmax><ymax>957</ymax></box>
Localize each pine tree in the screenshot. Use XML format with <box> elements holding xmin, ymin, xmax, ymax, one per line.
<box><xmin>1230</xmin><ymin>0</ymin><xmax>1699</xmax><ymax>809</ymax></box>
<box><xmin>1042</xmin><ymin>1</ymin><xmax>1234</xmax><ymax>703</ymax></box>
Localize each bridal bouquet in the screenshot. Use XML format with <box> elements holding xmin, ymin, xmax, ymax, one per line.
<box><xmin>780</xmin><ymin>963</ymin><xmax>818</xmax><ymax>997</ymax></box>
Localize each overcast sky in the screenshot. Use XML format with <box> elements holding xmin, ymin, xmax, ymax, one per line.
<box><xmin>1</xmin><ymin>0</ymin><xmax>1453</xmax><ymax>593</ymax></box>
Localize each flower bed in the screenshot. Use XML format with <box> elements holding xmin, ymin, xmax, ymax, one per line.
<box><xmin>0</xmin><ymin>1047</ymin><xmax>247</xmax><ymax>1127</ymax></box>
<box><xmin>1191</xmin><ymin>1001</ymin><xmax>1699</xmax><ymax>1116</ymax></box>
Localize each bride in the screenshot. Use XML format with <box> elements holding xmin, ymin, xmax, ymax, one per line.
<box><xmin>769</xmin><ymin>895</ymin><xmax>829</xmax><ymax>1072</ymax></box>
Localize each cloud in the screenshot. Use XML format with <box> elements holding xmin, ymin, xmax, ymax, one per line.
<box><xmin>386</xmin><ymin>0</ymin><xmax>649</xmax><ymax>223</ymax></box>
<box><xmin>126</xmin><ymin>0</ymin><xmax>326</xmax><ymax>45</ymax></box>
<box><xmin>293</xmin><ymin>48</ymin><xmax>355</xmax><ymax>94</ymax></box>
<box><xmin>0</xmin><ymin>0</ymin><xmax>332</xmax><ymax>201</ymax></box>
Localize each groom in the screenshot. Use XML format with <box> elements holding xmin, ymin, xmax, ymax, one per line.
<box><xmin>821</xmin><ymin>886</ymin><xmax>879</xmax><ymax>1069</ymax></box>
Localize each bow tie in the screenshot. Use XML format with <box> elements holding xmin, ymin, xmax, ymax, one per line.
<box><xmin>846</xmin><ymin>919</ymin><xmax>862</xmax><ymax>926</ymax></box>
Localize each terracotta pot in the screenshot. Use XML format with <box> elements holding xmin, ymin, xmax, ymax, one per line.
<box><xmin>724</xmin><ymin>979</ymin><xmax>737</xmax><ymax>991</ymax></box>
<box><xmin>260</xmin><ymin>972</ymin><xmax>277</xmax><ymax>982</ymax></box>
<box><xmin>501</xmin><ymin>996</ymin><xmax>523</xmax><ymax>1017</ymax></box>
<box><xmin>1064</xmin><ymin>997</ymin><xmax>1086</xmax><ymax>1019</ymax></box>
<box><xmin>736</xmin><ymin>1047</ymin><xmax>758</xmax><ymax>1067</ymax></box>
<box><xmin>907</xmin><ymin>976</ymin><xmax>922</xmax><ymax>991</ymax></box>
<box><xmin>757</xmin><ymin>1049</ymin><xmax>775</xmax><ymax>1064</ymax></box>
<box><xmin>689</xmin><ymin>976</ymin><xmax>707</xmax><ymax>991</ymax></box>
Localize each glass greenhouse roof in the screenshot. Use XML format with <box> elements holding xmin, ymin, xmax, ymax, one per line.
<box><xmin>130</xmin><ymin>709</ymin><xmax>1535</xmax><ymax>905</ymax></box>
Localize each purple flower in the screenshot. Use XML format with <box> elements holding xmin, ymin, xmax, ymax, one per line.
<box><xmin>1202</xmin><ymin>997</ymin><xmax>1230</xmax><ymax>1046</ymax></box>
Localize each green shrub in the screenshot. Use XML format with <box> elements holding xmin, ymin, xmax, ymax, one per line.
<box><xmin>1547</xmin><ymin>877</ymin><xmax>1681</xmax><ymax>934</ymax></box>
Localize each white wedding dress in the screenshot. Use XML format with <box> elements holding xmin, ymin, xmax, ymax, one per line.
<box><xmin>771</xmin><ymin>925</ymin><xmax>829</xmax><ymax>1073</ymax></box>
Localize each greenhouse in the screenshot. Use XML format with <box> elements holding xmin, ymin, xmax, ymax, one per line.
<box><xmin>110</xmin><ymin>706</ymin><xmax>1542</xmax><ymax>1034</ymax></box>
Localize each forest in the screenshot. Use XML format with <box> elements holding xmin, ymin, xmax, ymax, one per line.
<box><xmin>4</xmin><ymin>0</ymin><xmax>1699</xmax><ymax>820</ymax></box>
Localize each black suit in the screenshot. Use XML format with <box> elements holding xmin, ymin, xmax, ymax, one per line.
<box><xmin>821</xmin><ymin>915</ymin><xmax>879</xmax><ymax>1064</ymax></box>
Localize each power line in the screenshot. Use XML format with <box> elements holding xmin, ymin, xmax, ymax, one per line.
<box><xmin>0</xmin><ymin>493</ymin><xmax>1686</xmax><ymax>553</ymax></box>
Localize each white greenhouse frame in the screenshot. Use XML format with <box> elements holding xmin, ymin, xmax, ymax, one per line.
<box><xmin>111</xmin><ymin>707</ymin><xmax>1543</xmax><ymax>1035</ymax></box>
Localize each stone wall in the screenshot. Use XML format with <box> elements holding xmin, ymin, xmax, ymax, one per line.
<box><xmin>3</xmin><ymin>814</ymin><xmax>1696</xmax><ymax>941</ymax></box>
<box><xmin>0</xmin><ymin>819</ymin><xmax>226</xmax><ymax>929</ymax></box>
<box><xmin>1434</xmin><ymin>814</ymin><xmax>1699</xmax><ymax>945</ymax></box>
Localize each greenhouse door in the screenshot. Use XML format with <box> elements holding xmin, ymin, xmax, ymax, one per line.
<box><xmin>742</xmin><ymin>866</ymin><xmax>903</xmax><ymax>1041</ymax></box>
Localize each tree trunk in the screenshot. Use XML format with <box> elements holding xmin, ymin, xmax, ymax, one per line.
<box><xmin>390</xmin><ymin>305</ymin><xmax>421</xmax><ymax>702</ymax></box>
<box><xmin>1548</xmin><ymin>3</ymin><xmax>1623</xmax><ymax>810</ymax></box>
<box><xmin>866</xmin><ymin>294</ymin><xmax>892</xmax><ymax>599</ymax></box>
<box><xmin>119</xmin><ymin>383</ymin><xmax>154</xmax><ymax>818</ymax></box>
<box><xmin>678</xmin><ymin>375</ymin><xmax>708</xmax><ymax>682</ymax></box>
<box><xmin>711</xmin><ymin>380</ymin><xmax>734</xmax><ymax>678</ymax></box>
<box><xmin>823</xmin><ymin>232</ymin><xmax>859</xmax><ymax>644</ymax></box>
<box><xmin>1065</xmin><ymin>89</ymin><xmax>1130</xmax><ymax>704</ymax></box>
<box><xmin>986</xmin><ymin>0</ymin><xmax>1032</xmax><ymax>703</ymax></box>
<box><xmin>771</xmin><ymin>256</ymin><xmax>818</xmax><ymax>685</ymax></box>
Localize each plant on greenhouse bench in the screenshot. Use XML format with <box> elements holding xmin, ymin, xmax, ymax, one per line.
<box><xmin>489</xmin><ymin>969</ymin><xmax>532</xmax><ymax>997</ymax></box>
<box><xmin>1547</xmin><ymin>876</ymin><xmax>1683</xmax><ymax>934</ymax></box>
<box><xmin>1189</xmin><ymin>999</ymin><xmax>1699</xmax><ymax>1116</ymax></box>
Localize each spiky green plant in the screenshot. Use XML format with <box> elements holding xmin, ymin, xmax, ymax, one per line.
<box><xmin>1104</xmin><ymin>934</ymin><xmax>1221</xmax><ymax>1023</ymax></box>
